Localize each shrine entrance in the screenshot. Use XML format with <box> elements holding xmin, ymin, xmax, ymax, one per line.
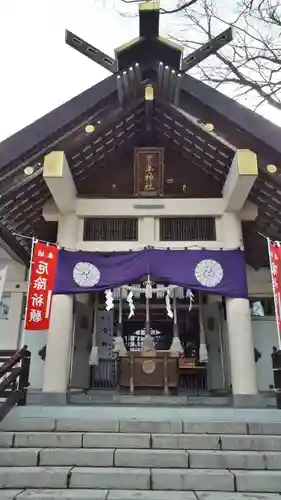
<box><xmin>119</xmin><ymin>305</ymin><xmax>208</xmax><ymax>394</ymax></box>
<box><xmin>81</xmin><ymin>283</ymin><xmax>227</xmax><ymax>396</ymax></box>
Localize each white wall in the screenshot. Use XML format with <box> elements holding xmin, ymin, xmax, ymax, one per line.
<box><xmin>204</xmin><ymin>267</ymin><xmax>274</xmax><ymax>393</ymax></box>
<box><xmin>247</xmin><ymin>265</ymin><xmax>275</xmax><ymax>392</ymax></box>
<box><xmin>70</xmin><ymin>300</ymin><xmax>92</xmax><ymax>390</ymax></box>
<box><xmin>0</xmin><ymin>256</ymin><xmax>26</xmax><ymax>350</ymax></box>
<box><xmin>23</xmin><ymin>329</ymin><xmax>47</xmax><ymax>390</ymax></box>
<box><xmin>247</xmin><ymin>266</ymin><xmax>272</xmax><ymax>296</ymax></box>
<box><xmin>252</xmin><ymin>318</ymin><xmax>276</xmax><ymax>391</ymax></box>
<box><xmin>0</xmin><ymin>252</ymin><xmax>50</xmax><ymax>390</ymax></box>
<box><xmin>43</xmin><ymin>198</ymin><xmax>256</xmax><ymax>252</ymax></box>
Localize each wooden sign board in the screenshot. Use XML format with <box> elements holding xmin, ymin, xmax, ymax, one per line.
<box><xmin>134</xmin><ymin>147</ymin><xmax>164</xmax><ymax>197</ymax></box>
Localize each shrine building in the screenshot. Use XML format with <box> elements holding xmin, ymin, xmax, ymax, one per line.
<box><xmin>0</xmin><ymin>1</ymin><xmax>280</xmax><ymax>406</ymax></box>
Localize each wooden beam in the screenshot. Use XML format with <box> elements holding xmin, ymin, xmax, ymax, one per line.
<box><xmin>65</xmin><ymin>30</ymin><xmax>117</xmax><ymax>73</ymax></box>
<box><xmin>182</xmin><ymin>28</ymin><xmax>232</xmax><ymax>73</ymax></box>
<box><xmin>223</xmin><ymin>149</ymin><xmax>258</xmax><ymax>211</ymax></box>
<box><xmin>43</xmin><ymin>152</ymin><xmax>77</xmax><ymax>215</ymax></box>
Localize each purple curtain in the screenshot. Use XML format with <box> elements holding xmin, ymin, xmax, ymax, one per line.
<box><xmin>54</xmin><ymin>248</ymin><xmax>248</xmax><ymax>298</ymax></box>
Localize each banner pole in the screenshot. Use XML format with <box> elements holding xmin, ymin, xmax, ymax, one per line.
<box><xmin>267</xmin><ymin>237</ymin><xmax>281</xmax><ymax>350</ymax></box>
<box><xmin>21</xmin><ymin>238</ymin><xmax>36</xmax><ymax>348</ymax></box>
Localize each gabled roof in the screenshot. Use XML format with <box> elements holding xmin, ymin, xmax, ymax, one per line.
<box><xmin>181</xmin><ymin>74</ymin><xmax>281</xmax><ymax>161</ymax></box>
<box><xmin>1</xmin><ymin>71</ymin><xmax>280</xmax><ymax>176</ymax></box>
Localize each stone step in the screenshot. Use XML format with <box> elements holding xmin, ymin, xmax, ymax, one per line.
<box><xmin>0</xmin><ymin>467</ymin><xmax>150</xmax><ymax>490</ymax></box>
<box><xmin>114</xmin><ymin>449</ymin><xmax>281</xmax><ymax>469</ymax></box>
<box><xmin>1</xmin><ymin>492</ymin><xmax>281</xmax><ymax>500</ymax></box>
<box><xmin>1</xmin><ymin>417</ymin><xmax>281</xmax><ymax>435</ymax></box>
<box><xmin>0</xmin><ymin>467</ymin><xmax>70</xmax><ymax>489</ymax></box>
<box><xmin>2</xmin><ymin>492</ymin><xmax>281</xmax><ymax>500</ymax></box>
<box><xmin>3</xmin><ymin>431</ymin><xmax>281</xmax><ymax>451</ymax></box>
<box><xmin>151</xmin><ymin>469</ymin><xmax>281</xmax><ymax>492</ymax></box>
<box><xmin>1</xmin><ymin>467</ymin><xmax>281</xmax><ymax>492</ymax></box>
<box><xmin>152</xmin><ymin>434</ymin><xmax>281</xmax><ymax>451</ymax></box>
<box><xmin>220</xmin><ymin>435</ymin><xmax>281</xmax><ymax>451</ymax></box>
<box><xmin>8</xmin><ymin>432</ymin><xmax>151</xmax><ymax>449</ymax></box>
<box><xmin>151</xmin><ymin>433</ymin><xmax>221</xmax><ymax>449</ymax></box>
<box><xmin>1</xmin><ymin>448</ymin><xmax>281</xmax><ymax>469</ymax></box>
<box><xmin>189</xmin><ymin>450</ymin><xmax>281</xmax><ymax>470</ymax></box>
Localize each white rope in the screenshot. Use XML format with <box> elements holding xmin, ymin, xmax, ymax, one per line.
<box><xmin>165</xmin><ymin>289</ymin><xmax>173</xmax><ymax>318</ymax></box>
<box><xmin>12</xmin><ymin>232</ymin><xmax>243</xmax><ymax>252</ymax></box>
<box><xmin>126</xmin><ymin>289</ymin><xmax>135</xmax><ymax>319</ymax></box>
<box><xmin>105</xmin><ymin>289</ymin><xmax>114</xmax><ymax>311</ymax></box>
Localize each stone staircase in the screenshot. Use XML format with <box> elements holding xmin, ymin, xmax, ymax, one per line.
<box><xmin>1</xmin><ymin>412</ymin><xmax>281</xmax><ymax>499</ymax></box>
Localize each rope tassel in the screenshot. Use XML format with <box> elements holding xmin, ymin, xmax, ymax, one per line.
<box><xmin>170</xmin><ymin>290</ymin><xmax>183</xmax><ymax>356</ymax></box>
<box><xmin>113</xmin><ymin>290</ymin><xmax>127</xmax><ymax>356</ymax></box>
<box><xmin>89</xmin><ymin>293</ymin><xmax>99</xmax><ymax>366</ymax></box>
<box><xmin>199</xmin><ymin>294</ymin><xmax>208</xmax><ymax>363</ymax></box>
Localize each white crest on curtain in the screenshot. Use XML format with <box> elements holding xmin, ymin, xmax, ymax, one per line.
<box><xmin>105</xmin><ymin>289</ymin><xmax>114</xmax><ymax>311</ymax></box>
<box><xmin>165</xmin><ymin>288</ymin><xmax>173</xmax><ymax>318</ymax></box>
<box><xmin>127</xmin><ymin>289</ymin><xmax>135</xmax><ymax>319</ymax></box>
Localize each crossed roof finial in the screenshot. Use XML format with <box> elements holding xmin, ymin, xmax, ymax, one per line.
<box><xmin>65</xmin><ymin>1</ymin><xmax>232</xmax><ymax>74</ymax></box>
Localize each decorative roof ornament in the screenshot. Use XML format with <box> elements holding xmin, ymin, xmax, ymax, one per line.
<box><xmin>204</xmin><ymin>123</ymin><xmax>215</xmax><ymax>132</ymax></box>
<box><xmin>24</xmin><ymin>166</ymin><xmax>34</xmax><ymax>176</ymax></box>
<box><xmin>85</xmin><ymin>124</ymin><xmax>95</xmax><ymax>134</ymax></box>
<box><xmin>266</xmin><ymin>164</ymin><xmax>277</xmax><ymax>174</ymax></box>
<box><xmin>65</xmin><ymin>1</ymin><xmax>232</xmax><ymax>76</ymax></box>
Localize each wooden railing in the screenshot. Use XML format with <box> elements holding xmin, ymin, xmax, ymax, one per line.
<box><xmin>0</xmin><ymin>346</ymin><xmax>31</xmax><ymax>422</ymax></box>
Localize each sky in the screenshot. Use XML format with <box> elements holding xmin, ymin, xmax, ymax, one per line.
<box><xmin>0</xmin><ymin>0</ymin><xmax>280</xmax><ymax>142</ymax></box>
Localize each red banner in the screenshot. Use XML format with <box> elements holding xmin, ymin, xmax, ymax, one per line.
<box><xmin>25</xmin><ymin>241</ymin><xmax>59</xmax><ymax>331</ymax></box>
<box><xmin>268</xmin><ymin>240</ymin><xmax>281</xmax><ymax>345</ymax></box>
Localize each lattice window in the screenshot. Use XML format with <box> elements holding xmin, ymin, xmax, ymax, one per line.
<box><xmin>83</xmin><ymin>218</ymin><xmax>138</xmax><ymax>241</ymax></box>
<box><xmin>159</xmin><ymin>217</ymin><xmax>216</xmax><ymax>241</ymax></box>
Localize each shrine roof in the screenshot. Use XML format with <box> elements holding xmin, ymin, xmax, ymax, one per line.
<box><xmin>0</xmin><ymin>66</ymin><xmax>281</xmax><ymax>268</ymax></box>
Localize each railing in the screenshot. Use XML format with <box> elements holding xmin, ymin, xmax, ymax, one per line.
<box><xmin>92</xmin><ymin>359</ymin><xmax>118</xmax><ymax>390</ymax></box>
<box><xmin>91</xmin><ymin>359</ymin><xmax>207</xmax><ymax>392</ymax></box>
<box><xmin>179</xmin><ymin>369</ymin><xmax>208</xmax><ymax>392</ymax></box>
<box><xmin>0</xmin><ymin>346</ymin><xmax>31</xmax><ymax>422</ymax></box>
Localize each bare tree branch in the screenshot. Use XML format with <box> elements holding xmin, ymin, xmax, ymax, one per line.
<box><xmin>175</xmin><ymin>0</ymin><xmax>281</xmax><ymax>110</ymax></box>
